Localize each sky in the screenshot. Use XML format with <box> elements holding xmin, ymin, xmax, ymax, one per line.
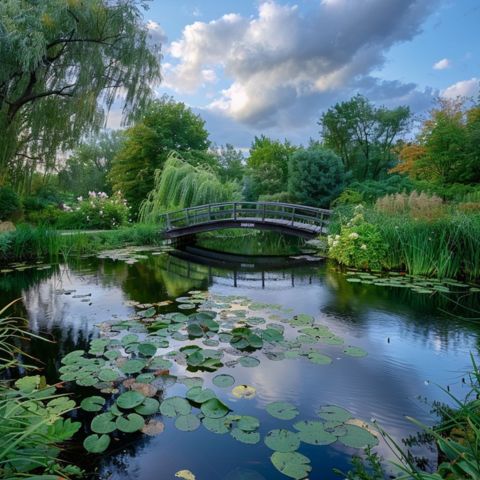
<box><xmin>117</xmin><ymin>0</ymin><xmax>480</xmax><ymax>149</ymax></box>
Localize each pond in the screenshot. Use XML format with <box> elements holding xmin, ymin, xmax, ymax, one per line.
<box><xmin>1</xmin><ymin>237</ymin><xmax>480</xmax><ymax>480</ymax></box>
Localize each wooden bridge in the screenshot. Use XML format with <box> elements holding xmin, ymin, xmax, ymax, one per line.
<box><xmin>159</xmin><ymin>202</ymin><xmax>331</xmax><ymax>240</ymax></box>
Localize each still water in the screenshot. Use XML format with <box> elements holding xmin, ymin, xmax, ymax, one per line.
<box><xmin>1</xmin><ymin>241</ymin><xmax>479</xmax><ymax>480</ymax></box>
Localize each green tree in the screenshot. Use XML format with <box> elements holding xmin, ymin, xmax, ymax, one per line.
<box><xmin>245</xmin><ymin>136</ymin><xmax>297</xmax><ymax>200</ymax></box>
<box><xmin>288</xmin><ymin>147</ymin><xmax>345</xmax><ymax>208</ymax></box>
<box><xmin>58</xmin><ymin>131</ymin><xmax>123</xmax><ymax>197</ymax></box>
<box><xmin>319</xmin><ymin>94</ymin><xmax>411</xmax><ymax>180</ymax></box>
<box><xmin>109</xmin><ymin>96</ymin><xmax>211</xmax><ymax>216</ymax></box>
<box><xmin>0</xmin><ymin>0</ymin><xmax>160</xmax><ymax>187</ymax></box>
<box><xmin>216</xmin><ymin>144</ymin><xmax>245</xmax><ymax>182</ymax></box>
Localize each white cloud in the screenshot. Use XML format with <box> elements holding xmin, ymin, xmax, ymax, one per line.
<box><xmin>441</xmin><ymin>77</ymin><xmax>480</xmax><ymax>99</ymax></box>
<box><xmin>146</xmin><ymin>20</ymin><xmax>167</xmax><ymax>45</ymax></box>
<box><xmin>163</xmin><ymin>1</ymin><xmax>438</xmax><ymax>129</ymax></box>
<box><xmin>433</xmin><ymin>58</ymin><xmax>451</xmax><ymax>70</ymax></box>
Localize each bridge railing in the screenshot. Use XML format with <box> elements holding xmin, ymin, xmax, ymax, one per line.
<box><xmin>159</xmin><ymin>202</ymin><xmax>331</xmax><ymax>231</ymax></box>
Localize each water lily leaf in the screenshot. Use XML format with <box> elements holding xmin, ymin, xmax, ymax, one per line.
<box><xmin>343</xmin><ymin>346</ymin><xmax>367</xmax><ymax>358</ymax></box>
<box><xmin>83</xmin><ymin>434</ymin><xmax>110</xmax><ymax>453</ymax></box>
<box><xmin>76</xmin><ymin>375</ymin><xmax>98</xmax><ymax>387</ymax></box>
<box><xmin>178</xmin><ymin>303</ymin><xmax>195</xmax><ymax>310</ymax></box>
<box><xmin>120</xmin><ymin>359</ymin><xmax>146</xmax><ymax>374</ymax></box>
<box><xmin>337</xmin><ymin>424</ymin><xmax>378</xmax><ymax>449</ymax></box>
<box><xmin>135</xmin><ymin>398</ymin><xmax>160</xmax><ymax>416</ymax></box>
<box><xmin>212</xmin><ymin>374</ymin><xmax>235</xmax><ymax>388</ymax></box>
<box><xmin>307</xmin><ymin>352</ymin><xmax>332</xmax><ymax>365</ymax></box>
<box><xmin>266</xmin><ymin>402</ymin><xmax>299</xmax><ymax>421</ymax></box>
<box><xmin>239</xmin><ymin>356</ymin><xmax>260</xmax><ymax>368</ymax></box>
<box><xmin>180</xmin><ymin>377</ymin><xmax>204</xmax><ymax>388</ymax></box>
<box><xmin>175</xmin><ymin>470</ymin><xmax>196</xmax><ymax>480</ymax></box>
<box><xmin>175</xmin><ymin>414</ymin><xmax>201</xmax><ymax>431</ymax></box>
<box><xmin>231</xmin><ymin>385</ymin><xmax>256</xmax><ymax>399</ymax></box>
<box><xmin>91</xmin><ymin>412</ymin><xmax>116</xmax><ymax>434</ymax></box>
<box><xmin>138</xmin><ymin>307</ymin><xmax>156</xmax><ymax>318</ymax></box>
<box><xmin>130</xmin><ymin>382</ymin><xmax>157</xmax><ymax>397</ymax></box>
<box><xmin>116</xmin><ymin>413</ymin><xmax>145</xmax><ymax>433</ymax></box>
<box><xmin>149</xmin><ymin>358</ymin><xmax>172</xmax><ymax>370</ymax></box>
<box><xmin>271</xmin><ymin>452</ymin><xmax>312</xmax><ymax>480</ymax></box>
<box><xmin>200</xmin><ymin>398</ymin><xmax>230</xmax><ymax>419</ymax></box>
<box><xmin>116</xmin><ymin>391</ymin><xmax>145</xmax><ymax>409</ymax></box>
<box><xmin>98</xmin><ymin>368</ymin><xmax>119</xmax><ymax>382</ymax></box>
<box><xmin>202</xmin><ymin>417</ymin><xmax>230</xmax><ymax>434</ymax></box>
<box><xmin>121</xmin><ymin>334</ymin><xmax>139</xmax><ymax>346</ymax></box>
<box><xmin>186</xmin><ymin>350</ymin><xmax>205</xmax><ymax>366</ymax></box>
<box><xmin>81</xmin><ymin>396</ymin><xmax>106</xmax><ymax>412</ymax></box>
<box><xmin>262</xmin><ymin>328</ymin><xmax>284</xmax><ymax>342</ymax></box>
<box><xmin>104</xmin><ymin>349</ymin><xmax>121</xmax><ymax>361</ymax></box>
<box><xmin>291</xmin><ymin>314</ymin><xmax>314</xmax><ymax>326</ymax></box>
<box><xmin>186</xmin><ymin>386</ymin><xmax>216</xmax><ymax>404</ymax></box>
<box><xmin>317</xmin><ymin>405</ymin><xmax>353</xmax><ymax>423</ymax></box>
<box><xmin>187</xmin><ymin>323</ymin><xmax>204</xmax><ymax>338</ymax></box>
<box><xmin>237</xmin><ymin>415</ymin><xmax>259</xmax><ymax>432</ymax></box>
<box><xmin>264</xmin><ymin>429</ymin><xmax>300</xmax><ymax>452</ymax></box>
<box><xmin>230</xmin><ymin>428</ymin><xmax>260</xmax><ymax>444</ymax></box>
<box><xmin>138</xmin><ymin>343</ymin><xmax>157</xmax><ymax>357</ymax></box>
<box><xmin>294</xmin><ymin>420</ymin><xmax>336</xmax><ymax>446</ymax></box>
<box><xmin>136</xmin><ymin>373</ymin><xmax>155</xmax><ymax>383</ymax></box>
<box><xmin>14</xmin><ymin>375</ymin><xmax>42</xmax><ymax>393</ymax></box>
<box><xmin>160</xmin><ymin>396</ymin><xmax>192</xmax><ymax>417</ymax></box>
<box><xmin>142</xmin><ymin>419</ymin><xmax>165</xmax><ymax>436</ymax></box>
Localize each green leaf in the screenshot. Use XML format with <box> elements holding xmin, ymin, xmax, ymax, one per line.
<box><xmin>83</xmin><ymin>434</ymin><xmax>110</xmax><ymax>453</ymax></box>
<box><xmin>186</xmin><ymin>387</ymin><xmax>215</xmax><ymax>404</ymax></box>
<box><xmin>116</xmin><ymin>413</ymin><xmax>145</xmax><ymax>433</ymax></box>
<box><xmin>138</xmin><ymin>343</ymin><xmax>157</xmax><ymax>357</ymax></box>
<box><xmin>91</xmin><ymin>412</ymin><xmax>116</xmax><ymax>434</ymax></box>
<box><xmin>230</xmin><ymin>428</ymin><xmax>260</xmax><ymax>444</ymax></box>
<box><xmin>294</xmin><ymin>420</ymin><xmax>336</xmax><ymax>446</ymax></box>
<box><xmin>98</xmin><ymin>368</ymin><xmax>119</xmax><ymax>382</ymax></box>
<box><xmin>239</xmin><ymin>356</ymin><xmax>260</xmax><ymax>368</ymax></box>
<box><xmin>120</xmin><ymin>359</ymin><xmax>146</xmax><ymax>374</ymax></box>
<box><xmin>202</xmin><ymin>417</ymin><xmax>230</xmax><ymax>434</ymax></box>
<box><xmin>200</xmin><ymin>398</ymin><xmax>230</xmax><ymax>419</ymax></box>
<box><xmin>337</xmin><ymin>424</ymin><xmax>379</xmax><ymax>449</ymax></box>
<box><xmin>317</xmin><ymin>405</ymin><xmax>353</xmax><ymax>423</ymax></box>
<box><xmin>116</xmin><ymin>391</ymin><xmax>146</xmax><ymax>409</ymax></box>
<box><xmin>237</xmin><ymin>415</ymin><xmax>260</xmax><ymax>432</ymax></box>
<box><xmin>307</xmin><ymin>352</ymin><xmax>332</xmax><ymax>365</ymax></box>
<box><xmin>175</xmin><ymin>414</ymin><xmax>201</xmax><ymax>432</ymax></box>
<box><xmin>271</xmin><ymin>452</ymin><xmax>312</xmax><ymax>479</ymax></box>
<box><xmin>14</xmin><ymin>375</ymin><xmax>41</xmax><ymax>393</ymax></box>
<box><xmin>266</xmin><ymin>401</ymin><xmax>299</xmax><ymax>420</ymax></box>
<box><xmin>135</xmin><ymin>398</ymin><xmax>160</xmax><ymax>416</ymax></box>
<box><xmin>264</xmin><ymin>429</ymin><xmax>300</xmax><ymax>452</ymax></box>
<box><xmin>187</xmin><ymin>323</ymin><xmax>204</xmax><ymax>338</ymax></box>
<box><xmin>343</xmin><ymin>346</ymin><xmax>368</xmax><ymax>358</ymax></box>
<box><xmin>212</xmin><ymin>374</ymin><xmax>235</xmax><ymax>388</ymax></box>
<box><xmin>160</xmin><ymin>396</ymin><xmax>191</xmax><ymax>417</ymax></box>
<box><xmin>81</xmin><ymin>396</ymin><xmax>106</xmax><ymax>412</ymax></box>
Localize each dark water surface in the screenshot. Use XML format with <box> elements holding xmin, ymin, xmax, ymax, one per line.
<box><xmin>1</xmin><ymin>246</ymin><xmax>479</xmax><ymax>480</ymax></box>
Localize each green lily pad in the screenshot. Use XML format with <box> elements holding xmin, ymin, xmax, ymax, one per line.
<box><xmin>202</xmin><ymin>417</ymin><xmax>230</xmax><ymax>434</ymax></box>
<box><xmin>201</xmin><ymin>398</ymin><xmax>230</xmax><ymax>419</ymax></box>
<box><xmin>135</xmin><ymin>398</ymin><xmax>160</xmax><ymax>416</ymax></box>
<box><xmin>120</xmin><ymin>359</ymin><xmax>146</xmax><ymax>374</ymax></box>
<box><xmin>212</xmin><ymin>374</ymin><xmax>235</xmax><ymax>388</ymax></box>
<box><xmin>62</xmin><ymin>350</ymin><xmax>85</xmax><ymax>365</ymax></box>
<box><xmin>236</xmin><ymin>415</ymin><xmax>259</xmax><ymax>432</ymax></box>
<box><xmin>149</xmin><ymin>358</ymin><xmax>172</xmax><ymax>370</ymax></box>
<box><xmin>116</xmin><ymin>391</ymin><xmax>145</xmax><ymax>409</ymax></box>
<box><xmin>138</xmin><ymin>343</ymin><xmax>157</xmax><ymax>357</ymax></box>
<box><xmin>239</xmin><ymin>356</ymin><xmax>260</xmax><ymax>368</ymax></box>
<box><xmin>116</xmin><ymin>413</ymin><xmax>145</xmax><ymax>433</ymax></box>
<box><xmin>98</xmin><ymin>368</ymin><xmax>119</xmax><ymax>382</ymax></box>
<box><xmin>186</xmin><ymin>387</ymin><xmax>215</xmax><ymax>404</ymax></box>
<box><xmin>317</xmin><ymin>405</ymin><xmax>353</xmax><ymax>423</ymax></box>
<box><xmin>160</xmin><ymin>396</ymin><xmax>191</xmax><ymax>417</ymax></box>
<box><xmin>307</xmin><ymin>352</ymin><xmax>332</xmax><ymax>365</ymax></box>
<box><xmin>266</xmin><ymin>401</ymin><xmax>299</xmax><ymax>421</ymax></box>
<box><xmin>337</xmin><ymin>424</ymin><xmax>378</xmax><ymax>449</ymax></box>
<box><xmin>344</xmin><ymin>346</ymin><xmax>367</xmax><ymax>358</ymax></box>
<box><xmin>121</xmin><ymin>334</ymin><xmax>139</xmax><ymax>346</ymax></box>
<box><xmin>294</xmin><ymin>420</ymin><xmax>336</xmax><ymax>446</ymax></box>
<box><xmin>271</xmin><ymin>451</ymin><xmax>312</xmax><ymax>479</ymax></box>
<box><xmin>264</xmin><ymin>429</ymin><xmax>300</xmax><ymax>452</ymax></box>
<box><xmin>91</xmin><ymin>412</ymin><xmax>116</xmax><ymax>434</ymax></box>
<box><xmin>136</xmin><ymin>373</ymin><xmax>155</xmax><ymax>384</ymax></box>
<box><xmin>83</xmin><ymin>434</ymin><xmax>110</xmax><ymax>453</ymax></box>
<box><xmin>175</xmin><ymin>414</ymin><xmax>201</xmax><ymax>431</ymax></box>
<box><xmin>230</xmin><ymin>428</ymin><xmax>260</xmax><ymax>444</ymax></box>
<box><xmin>104</xmin><ymin>349</ymin><xmax>121</xmax><ymax>361</ymax></box>
<box><xmin>81</xmin><ymin>396</ymin><xmax>106</xmax><ymax>412</ymax></box>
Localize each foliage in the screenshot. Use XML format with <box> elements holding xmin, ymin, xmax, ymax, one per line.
<box><xmin>58</xmin><ymin>131</ymin><xmax>124</xmax><ymax>197</ymax></box>
<box><xmin>258</xmin><ymin>191</ymin><xmax>293</xmax><ymax>203</ymax></box>
<box><xmin>288</xmin><ymin>147</ymin><xmax>345</xmax><ymax>208</ymax></box>
<box><xmin>245</xmin><ymin>136</ymin><xmax>297</xmax><ymax>200</ymax></box>
<box><xmin>0</xmin><ymin>186</ymin><xmax>21</xmax><ymax>221</ymax></box>
<box><xmin>215</xmin><ymin>144</ymin><xmax>245</xmax><ymax>182</ymax></box>
<box><xmin>332</xmin><ymin>189</ymin><xmax>365</xmax><ymax>206</ymax></box>
<box><xmin>109</xmin><ymin>96</ymin><xmax>211</xmax><ymax>216</ymax></box>
<box><xmin>345</xmin><ymin>175</ymin><xmax>415</xmax><ymax>203</ymax></box>
<box><xmin>0</xmin><ymin>0</ymin><xmax>160</xmax><ymax>187</ymax></box>
<box><xmin>328</xmin><ymin>206</ymin><xmax>387</xmax><ymax>271</ymax></box>
<box><xmin>139</xmin><ymin>153</ymin><xmax>240</xmax><ymax>223</ymax></box>
<box><xmin>320</xmin><ymin>94</ymin><xmax>411</xmax><ymax>180</ymax></box>
<box><xmin>391</xmin><ymin>98</ymin><xmax>480</xmax><ymax>184</ymax></box>
<box><xmin>375</xmin><ymin>191</ymin><xmax>445</xmax><ymax>220</ymax></box>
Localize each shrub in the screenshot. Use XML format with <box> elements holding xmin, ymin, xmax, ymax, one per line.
<box><xmin>258</xmin><ymin>191</ymin><xmax>292</xmax><ymax>203</ymax></box>
<box><xmin>346</xmin><ymin>175</ymin><xmax>414</xmax><ymax>203</ymax></box>
<box><xmin>327</xmin><ymin>206</ymin><xmax>387</xmax><ymax>271</ymax></box>
<box><xmin>332</xmin><ymin>189</ymin><xmax>365</xmax><ymax>206</ymax></box>
<box><xmin>288</xmin><ymin>147</ymin><xmax>345</xmax><ymax>208</ymax></box>
<box><xmin>0</xmin><ymin>186</ymin><xmax>21</xmax><ymax>221</ymax></box>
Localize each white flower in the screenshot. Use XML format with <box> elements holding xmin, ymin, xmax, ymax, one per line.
<box><xmin>360</xmin><ymin>244</ymin><xmax>367</xmax><ymax>250</ymax></box>
<box><xmin>99</xmin><ymin>210</ymin><xmax>104</xmax><ymax>216</ymax></box>
<box><xmin>348</xmin><ymin>232</ymin><xmax>359</xmax><ymax>240</ymax></box>
<box><xmin>332</xmin><ymin>240</ymin><xmax>339</xmax><ymax>247</ymax></box>
<box><xmin>88</xmin><ymin>191</ymin><xmax>97</xmax><ymax>198</ymax></box>
<box><xmin>335</xmin><ymin>235</ymin><xmax>340</xmax><ymax>240</ymax></box>
<box><xmin>77</xmin><ymin>196</ymin><xmax>83</xmax><ymax>202</ymax></box>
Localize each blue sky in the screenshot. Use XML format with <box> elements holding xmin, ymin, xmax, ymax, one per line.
<box><xmin>131</xmin><ymin>0</ymin><xmax>480</xmax><ymax>149</ymax></box>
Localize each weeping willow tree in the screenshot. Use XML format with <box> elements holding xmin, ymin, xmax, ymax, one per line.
<box><xmin>0</xmin><ymin>0</ymin><xmax>161</xmax><ymax>190</ymax></box>
<box><xmin>139</xmin><ymin>153</ymin><xmax>241</xmax><ymax>223</ymax></box>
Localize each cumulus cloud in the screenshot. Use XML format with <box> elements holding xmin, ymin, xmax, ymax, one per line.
<box><xmin>441</xmin><ymin>78</ymin><xmax>480</xmax><ymax>99</ymax></box>
<box><xmin>146</xmin><ymin>20</ymin><xmax>167</xmax><ymax>45</ymax></box>
<box><xmin>433</xmin><ymin>58</ymin><xmax>451</xmax><ymax>70</ymax></box>
<box><xmin>165</xmin><ymin>0</ymin><xmax>439</xmax><ymax>128</ymax></box>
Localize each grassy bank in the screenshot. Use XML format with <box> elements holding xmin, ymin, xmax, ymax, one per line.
<box><xmin>0</xmin><ymin>224</ymin><xmax>165</xmax><ymax>264</ymax></box>
<box><xmin>327</xmin><ymin>205</ymin><xmax>480</xmax><ymax>280</ymax></box>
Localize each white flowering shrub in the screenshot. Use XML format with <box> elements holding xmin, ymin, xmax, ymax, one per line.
<box><xmin>328</xmin><ymin>205</ymin><xmax>387</xmax><ymax>271</ymax></box>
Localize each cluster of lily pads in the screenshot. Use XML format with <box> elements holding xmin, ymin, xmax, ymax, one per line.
<box><xmin>345</xmin><ymin>270</ymin><xmax>480</xmax><ymax>294</ymax></box>
<box><xmin>96</xmin><ymin>245</ymin><xmax>173</xmax><ymax>264</ymax></box>
<box><xmin>0</xmin><ymin>261</ymin><xmax>53</xmax><ymax>274</ymax></box>
<box><xmin>60</xmin><ymin>290</ymin><xmax>372</xmax><ymax>478</ymax></box>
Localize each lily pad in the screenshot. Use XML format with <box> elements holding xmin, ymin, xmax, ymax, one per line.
<box><xmin>232</xmin><ymin>385</ymin><xmax>256</xmax><ymax>399</ymax></box>
<box><xmin>98</xmin><ymin>368</ymin><xmax>119</xmax><ymax>382</ymax></box>
<box><xmin>135</xmin><ymin>398</ymin><xmax>160</xmax><ymax>416</ymax></box>
<box><xmin>142</xmin><ymin>419</ymin><xmax>165</xmax><ymax>436</ymax></box>
<box><xmin>202</xmin><ymin>416</ymin><xmax>230</xmax><ymax>434</ymax></box>
<box><xmin>266</xmin><ymin>401</ymin><xmax>299</xmax><ymax>421</ymax></box>
<box><xmin>337</xmin><ymin>424</ymin><xmax>378</xmax><ymax>449</ymax></box>
<box><xmin>83</xmin><ymin>433</ymin><xmax>110</xmax><ymax>453</ymax></box>
<box><xmin>138</xmin><ymin>343</ymin><xmax>157</xmax><ymax>357</ymax></box>
<box><xmin>91</xmin><ymin>412</ymin><xmax>116</xmax><ymax>434</ymax></box>
<box><xmin>81</xmin><ymin>396</ymin><xmax>106</xmax><ymax>412</ymax></box>
<box><xmin>307</xmin><ymin>352</ymin><xmax>332</xmax><ymax>365</ymax></box>
<box><xmin>343</xmin><ymin>346</ymin><xmax>368</xmax><ymax>358</ymax></box>
<box><xmin>160</xmin><ymin>396</ymin><xmax>192</xmax><ymax>417</ymax></box>
<box><xmin>116</xmin><ymin>413</ymin><xmax>145</xmax><ymax>433</ymax></box>
<box><xmin>230</xmin><ymin>428</ymin><xmax>260</xmax><ymax>444</ymax></box>
<box><xmin>239</xmin><ymin>356</ymin><xmax>260</xmax><ymax>368</ymax></box>
<box><xmin>116</xmin><ymin>391</ymin><xmax>146</xmax><ymax>409</ymax></box>
<box><xmin>294</xmin><ymin>420</ymin><xmax>337</xmax><ymax>446</ymax></box>
<box><xmin>175</xmin><ymin>414</ymin><xmax>201</xmax><ymax>431</ymax></box>
<box><xmin>175</xmin><ymin>470</ymin><xmax>196</xmax><ymax>480</ymax></box>
<box><xmin>212</xmin><ymin>374</ymin><xmax>235</xmax><ymax>388</ymax></box>
<box><xmin>317</xmin><ymin>405</ymin><xmax>353</xmax><ymax>423</ymax></box>
<box><xmin>201</xmin><ymin>398</ymin><xmax>230</xmax><ymax>419</ymax></box>
<box><xmin>270</xmin><ymin>451</ymin><xmax>312</xmax><ymax>480</ymax></box>
<box><xmin>120</xmin><ymin>359</ymin><xmax>146</xmax><ymax>374</ymax></box>
<box><xmin>264</xmin><ymin>429</ymin><xmax>300</xmax><ymax>452</ymax></box>
<box><xmin>186</xmin><ymin>387</ymin><xmax>215</xmax><ymax>404</ymax></box>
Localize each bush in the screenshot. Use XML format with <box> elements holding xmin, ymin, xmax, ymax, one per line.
<box><xmin>0</xmin><ymin>186</ymin><xmax>21</xmax><ymax>221</ymax></box>
<box><xmin>327</xmin><ymin>206</ymin><xmax>387</xmax><ymax>271</ymax></box>
<box><xmin>258</xmin><ymin>191</ymin><xmax>292</xmax><ymax>203</ymax></box>
<box><xmin>288</xmin><ymin>147</ymin><xmax>345</xmax><ymax>208</ymax></box>
<box><xmin>332</xmin><ymin>189</ymin><xmax>365</xmax><ymax>206</ymax></box>
<box><xmin>346</xmin><ymin>175</ymin><xmax>414</xmax><ymax>204</ymax></box>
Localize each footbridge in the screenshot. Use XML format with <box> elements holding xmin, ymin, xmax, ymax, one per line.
<box><xmin>159</xmin><ymin>202</ymin><xmax>331</xmax><ymax>240</ymax></box>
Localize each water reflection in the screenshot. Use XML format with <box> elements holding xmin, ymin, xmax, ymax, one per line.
<box><xmin>0</xmin><ymin>249</ymin><xmax>479</xmax><ymax>479</ymax></box>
